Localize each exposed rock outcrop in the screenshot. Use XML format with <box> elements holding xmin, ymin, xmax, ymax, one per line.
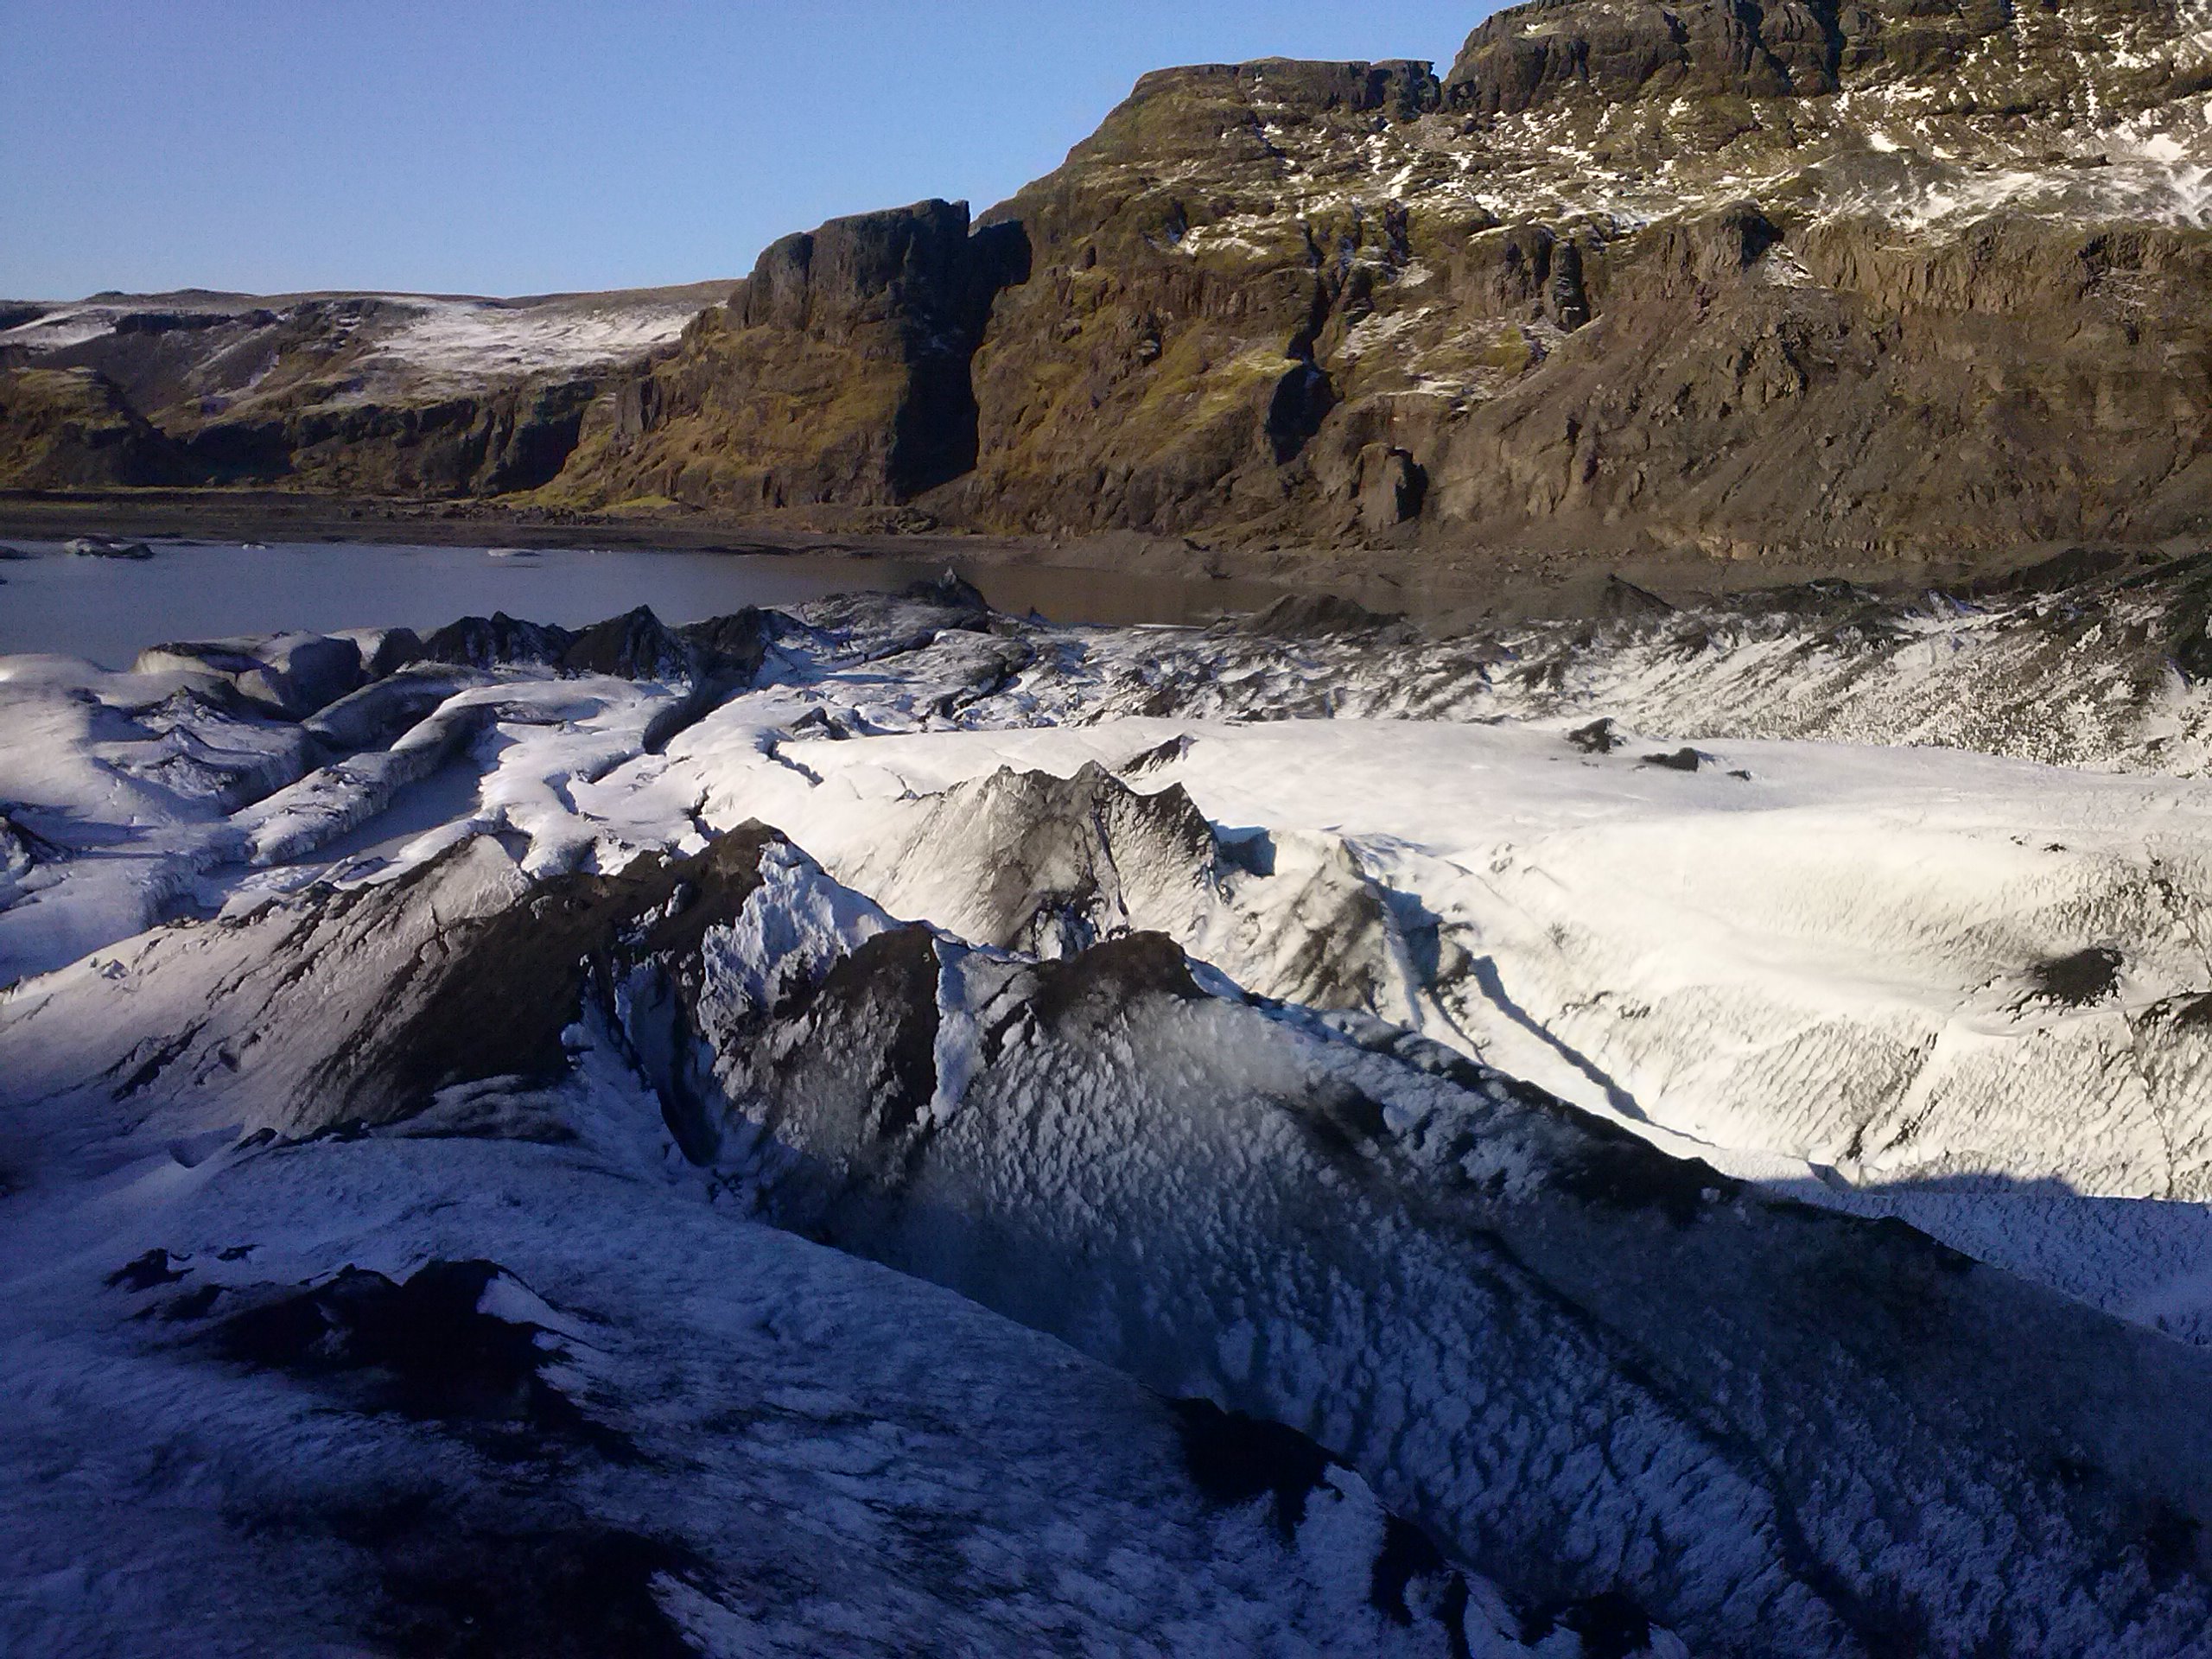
<box><xmin>550</xmin><ymin>199</ymin><xmax>1029</xmax><ymax>510</ymax></box>
<box><xmin>0</xmin><ymin>367</ymin><xmax>179</xmax><ymax>487</ymax></box>
<box><xmin>416</xmin><ymin>603</ymin><xmax>772</xmax><ymax>687</ymax></box>
<box><xmin>542</xmin><ymin>0</ymin><xmax>2212</xmax><ymax>564</ymax></box>
<box><xmin>931</xmin><ymin>0</ymin><xmax>2212</xmax><ymax>559</ymax></box>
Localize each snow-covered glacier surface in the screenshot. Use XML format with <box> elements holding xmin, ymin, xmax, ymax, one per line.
<box><xmin>7</xmin><ymin>569</ymin><xmax>2212</xmax><ymax>1656</ymax></box>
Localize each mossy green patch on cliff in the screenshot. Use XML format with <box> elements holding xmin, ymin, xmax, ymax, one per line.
<box><xmin>0</xmin><ymin>367</ymin><xmax>176</xmax><ymax>488</ymax></box>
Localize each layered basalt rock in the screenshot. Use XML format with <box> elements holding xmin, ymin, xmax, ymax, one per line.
<box><xmin>177</xmin><ymin>374</ymin><xmax>603</xmax><ymax>495</ymax></box>
<box><xmin>558</xmin><ymin>0</ymin><xmax>2212</xmax><ymax>563</ymax></box>
<box><xmin>1442</xmin><ymin>0</ymin><xmax>2193</xmax><ymax>113</ymax></box>
<box><xmin>931</xmin><ymin>0</ymin><xmax>2212</xmax><ymax>559</ymax></box>
<box><xmin>549</xmin><ymin>200</ymin><xmax>1030</xmax><ymax>510</ymax></box>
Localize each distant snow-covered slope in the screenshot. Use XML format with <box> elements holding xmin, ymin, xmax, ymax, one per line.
<box><xmin>0</xmin><ymin>283</ymin><xmax>729</xmax><ymax>405</ymax></box>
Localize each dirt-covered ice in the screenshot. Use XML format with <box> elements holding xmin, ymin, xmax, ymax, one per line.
<box><xmin>8</xmin><ymin>571</ymin><xmax>2212</xmax><ymax>1654</ymax></box>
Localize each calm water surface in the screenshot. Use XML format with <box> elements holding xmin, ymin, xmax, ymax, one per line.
<box><xmin>0</xmin><ymin>538</ymin><xmax>1295</xmax><ymax>669</ymax></box>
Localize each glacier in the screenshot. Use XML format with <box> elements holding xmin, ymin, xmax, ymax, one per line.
<box><xmin>6</xmin><ymin>569</ymin><xmax>2212</xmax><ymax>1655</ymax></box>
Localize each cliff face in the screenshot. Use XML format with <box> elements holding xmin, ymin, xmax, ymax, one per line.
<box><xmin>547</xmin><ymin>200</ymin><xmax>1028</xmax><ymax>512</ymax></box>
<box><xmin>543</xmin><ymin>0</ymin><xmax>2212</xmax><ymax>561</ymax></box>
<box><xmin>10</xmin><ymin>0</ymin><xmax>2212</xmax><ymax>570</ymax></box>
<box><xmin>927</xmin><ymin>0</ymin><xmax>2212</xmax><ymax>560</ymax></box>
<box><xmin>0</xmin><ymin>366</ymin><xmax>177</xmax><ymax>489</ymax></box>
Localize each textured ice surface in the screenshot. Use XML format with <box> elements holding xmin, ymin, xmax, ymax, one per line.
<box><xmin>8</xmin><ymin>579</ymin><xmax>2212</xmax><ymax>1652</ymax></box>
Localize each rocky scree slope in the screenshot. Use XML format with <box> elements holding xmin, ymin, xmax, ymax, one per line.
<box><xmin>11</xmin><ymin>0</ymin><xmax>2212</xmax><ymax>574</ymax></box>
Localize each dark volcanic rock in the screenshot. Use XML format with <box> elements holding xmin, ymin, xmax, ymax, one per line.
<box><xmin>899</xmin><ymin>569</ymin><xmax>991</xmax><ymax>626</ymax></box>
<box><xmin>1356</xmin><ymin>444</ymin><xmax>1427</xmax><ymax>531</ymax></box>
<box><xmin>677</xmin><ymin>607</ymin><xmax>775</xmax><ymax>682</ymax></box>
<box><xmin>0</xmin><ymin>371</ymin><xmax>180</xmax><ymax>488</ymax></box>
<box><xmin>1444</xmin><ymin>0</ymin><xmax>1853</xmax><ymax>112</ymax></box>
<box><xmin>2027</xmin><ymin>945</ymin><xmax>2126</xmax><ymax>1006</ymax></box>
<box><xmin>421</xmin><ymin>612</ymin><xmax>575</xmax><ymax>670</ymax></box>
<box><xmin>1239</xmin><ymin>591</ymin><xmax>1401</xmax><ymax>638</ymax></box>
<box><xmin>176</xmin><ymin>374</ymin><xmax>602</xmax><ymax>496</ymax></box>
<box><xmin>555</xmin><ymin>200</ymin><xmax>1029</xmax><ymax>510</ymax></box>
<box><xmin>559</xmin><ymin>605</ymin><xmax>694</xmax><ymax>681</ymax></box>
<box><xmin>418</xmin><ymin>606</ymin><xmax>766</xmax><ymax>690</ymax></box>
<box><xmin>0</xmin><ymin>285</ymin><xmax>728</xmax><ymax>499</ymax></box>
<box><xmin>214</xmin><ymin>1258</ymin><xmax>614</xmax><ymax>1447</ymax></box>
<box><xmin>107</xmin><ymin>1248</ymin><xmax>189</xmax><ymax>1291</ymax></box>
<box><xmin>937</xmin><ymin>1</ymin><xmax>2212</xmax><ymax>562</ymax></box>
<box><xmin>1566</xmin><ymin>717</ymin><xmax>1622</xmax><ymax>753</ymax></box>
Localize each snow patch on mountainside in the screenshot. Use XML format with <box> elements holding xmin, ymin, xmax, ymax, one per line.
<box><xmin>353</xmin><ymin>292</ymin><xmax>716</xmax><ymax>393</ymax></box>
<box><xmin>0</xmin><ymin>286</ymin><xmax>723</xmax><ymax>400</ymax></box>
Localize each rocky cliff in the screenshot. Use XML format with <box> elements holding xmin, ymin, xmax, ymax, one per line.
<box><xmin>938</xmin><ymin>0</ymin><xmax>2212</xmax><ymax>562</ymax></box>
<box><xmin>10</xmin><ymin>0</ymin><xmax>2212</xmax><ymax>572</ymax></box>
<box><xmin>546</xmin><ymin>200</ymin><xmax>1029</xmax><ymax>511</ymax></box>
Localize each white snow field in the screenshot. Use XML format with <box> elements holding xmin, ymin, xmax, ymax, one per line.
<box><xmin>0</xmin><ymin>285</ymin><xmax>728</xmax><ymax>404</ymax></box>
<box><xmin>7</xmin><ymin>569</ymin><xmax>2212</xmax><ymax>1655</ymax></box>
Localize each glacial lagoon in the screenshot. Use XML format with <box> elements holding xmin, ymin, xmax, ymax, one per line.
<box><xmin>0</xmin><ymin>537</ymin><xmax>1294</xmax><ymax>667</ymax></box>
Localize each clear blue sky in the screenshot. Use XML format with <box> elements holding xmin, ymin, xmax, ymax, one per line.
<box><xmin>2</xmin><ymin>1</ymin><xmax>1497</xmax><ymax>301</ymax></box>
